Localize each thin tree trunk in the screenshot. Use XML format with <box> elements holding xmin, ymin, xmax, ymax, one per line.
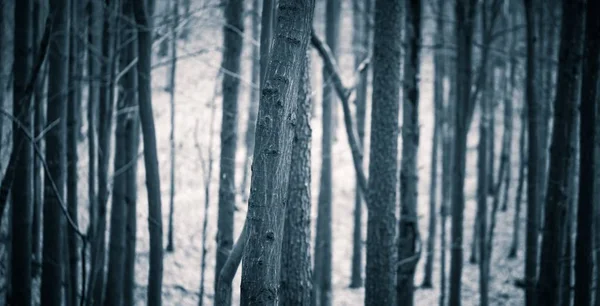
<box><xmin>314</xmin><ymin>1</ymin><xmax>340</xmax><ymax>305</ymax></box>
<box><xmin>450</xmin><ymin>1</ymin><xmax>477</xmax><ymax>305</ymax></box>
<box><xmin>240</xmin><ymin>0</ymin><xmax>261</xmax><ymax>203</ymax></box>
<box><xmin>280</xmin><ymin>53</ymin><xmax>312</xmax><ymax>306</ymax></box>
<box><xmin>133</xmin><ymin>0</ymin><xmax>165</xmax><ymax>303</ymax></box>
<box><xmin>239</xmin><ymin>0</ymin><xmax>315</xmax><ymax>303</ymax></box>
<box><xmin>560</xmin><ymin>127</ymin><xmax>578</xmax><ymax>306</ymax></box>
<box><xmin>166</xmin><ymin>0</ymin><xmax>179</xmax><ymax>253</ymax></box>
<box><xmin>215</xmin><ymin>221</ymin><xmax>248</xmax><ymax>306</ymax></box>
<box><xmin>509</xmin><ymin>103</ymin><xmax>527</xmax><ymax>259</ymax></box>
<box><xmin>31</xmin><ymin>0</ymin><xmax>46</xmax><ymax>277</ymax></box>
<box><xmin>214</xmin><ymin>0</ymin><xmax>243</xmax><ymax>301</ymax></box>
<box><xmin>365</xmin><ymin>0</ymin><xmax>402</xmax><ymax>304</ymax></box>
<box><xmin>67</xmin><ymin>0</ymin><xmax>83</xmax><ymax>304</ymax></box>
<box><xmin>574</xmin><ymin>1</ymin><xmax>599</xmax><ymax>304</ymax></box>
<box><xmin>397</xmin><ymin>0</ymin><xmax>422</xmax><ymax>304</ymax></box>
<box><xmin>350</xmin><ymin>0</ymin><xmax>371</xmax><ymax>289</ymax></box>
<box><xmin>537</xmin><ymin>0</ymin><xmax>584</xmax><ymax>304</ymax></box>
<box><xmin>523</xmin><ymin>0</ymin><xmax>541</xmax><ymax>304</ymax></box>
<box><xmin>42</xmin><ymin>0</ymin><xmax>69</xmax><ymax>304</ymax></box>
<box><xmin>422</xmin><ymin>0</ymin><xmax>443</xmax><ymax>287</ymax></box>
<box><xmin>105</xmin><ymin>1</ymin><xmax>137</xmax><ymax>303</ymax></box>
<box><xmin>11</xmin><ymin>0</ymin><xmax>34</xmax><ymax>304</ymax></box>
<box><xmin>89</xmin><ymin>1</ymin><xmax>119</xmax><ymax>303</ymax></box>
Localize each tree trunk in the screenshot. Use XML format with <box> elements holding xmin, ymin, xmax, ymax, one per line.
<box><xmin>574</xmin><ymin>1</ymin><xmax>599</xmax><ymax>304</ymax></box>
<box><xmin>365</xmin><ymin>0</ymin><xmax>402</xmax><ymax>304</ymax></box>
<box><xmin>449</xmin><ymin>1</ymin><xmax>477</xmax><ymax>305</ymax></box>
<box><xmin>240</xmin><ymin>0</ymin><xmax>261</xmax><ymax>203</ymax></box>
<box><xmin>214</xmin><ymin>0</ymin><xmax>243</xmax><ymax>301</ymax></box>
<box><xmin>31</xmin><ymin>0</ymin><xmax>46</xmax><ymax>277</ymax></box>
<box><xmin>397</xmin><ymin>0</ymin><xmax>422</xmax><ymax>304</ymax></box>
<box><xmin>42</xmin><ymin>0</ymin><xmax>69</xmax><ymax>304</ymax></box>
<box><xmin>422</xmin><ymin>0</ymin><xmax>443</xmax><ymax>288</ymax></box>
<box><xmin>11</xmin><ymin>0</ymin><xmax>34</xmax><ymax>304</ymax></box>
<box><xmin>537</xmin><ymin>0</ymin><xmax>584</xmax><ymax>304</ymax></box>
<box><xmin>509</xmin><ymin>103</ymin><xmax>527</xmax><ymax>259</ymax></box>
<box><xmin>280</xmin><ymin>52</ymin><xmax>312</xmax><ymax>306</ymax></box>
<box><xmin>166</xmin><ymin>0</ymin><xmax>179</xmax><ymax>253</ymax></box>
<box><xmin>523</xmin><ymin>0</ymin><xmax>541</xmax><ymax>304</ymax></box>
<box><xmin>67</xmin><ymin>0</ymin><xmax>83</xmax><ymax>304</ymax></box>
<box><xmin>239</xmin><ymin>0</ymin><xmax>315</xmax><ymax>304</ymax></box>
<box><xmin>133</xmin><ymin>0</ymin><xmax>165</xmax><ymax>303</ymax></box>
<box><xmin>349</xmin><ymin>0</ymin><xmax>371</xmax><ymax>289</ymax></box>
<box><xmin>89</xmin><ymin>1</ymin><xmax>119</xmax><ymax>303</ymax></box>
<box><xmin>105</xmin><ymin>1</ymin><xmax>137</xmax><ymax>304</ymax></box>
<box><xmin>313</xmin><ymin>1</ymin><xmax>340</xmax><ymax>305</ymax></box>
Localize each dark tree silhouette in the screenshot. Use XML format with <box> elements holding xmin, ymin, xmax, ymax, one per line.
<box><xmin>537</xmin><ymin>0</ymin><xmax>585</xmax><ymax>304</ymax></box>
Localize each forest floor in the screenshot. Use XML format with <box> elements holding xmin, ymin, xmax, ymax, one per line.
<box><xmin>0</xmin><ymin>3</ymin><xmax>526</xmax><ymax>305</ymax></box>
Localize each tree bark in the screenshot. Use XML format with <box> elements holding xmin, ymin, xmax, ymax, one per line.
<box><xmin>239</xmin><ymin>1</ymin><xmax>315</xmax><ymax>304</ymax></box>
<box><xmin>280</xmin><ymin>53</ymin><xmax>312</xmax><ymax>306</ymax></box>
<box><xmin>574</xmin><ymin>1</ymin><xmax>599</xmax><ymax>304</ymax></box>
<box><xmin>365</xmin><ymin>0</ymin><xmax>402</xmax><ymax>304</ymax></box>
<box><xmin>215</xmin><ymin>0</ymin><xmax>243</xmax><ymax>302</ymax></box>
<box><xmin>133</xmin><ymin>0</ymin><xmax>165</xmax><ymax>304</ymax></box>
<box><xmin>449</xmin><ymin>1</ymin><xmax>477</xmax><ymax>305</ymax></box>
<box><xmin>11</xmin><ymin>0</ymin><xmax>34</xmax><ymax>304</ymax></box>
<box><xmin>42</xmin><ymin>0</ymin><xmax>69</xmax><ymax>304</ymax></box>
<box><xmin>537</xmin><ymin>0</ymin><xmax>585</xmax><ymax>304</ymax></box>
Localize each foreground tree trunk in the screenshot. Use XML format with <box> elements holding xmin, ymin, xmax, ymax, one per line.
<box><xmin>350</xmin><ymin>0</ymin><xmax>371</xmax><ymax>289</ymax></box>
<box><xmin>133</xmin><ymin>0</ymin><xmax>165</xmax><ymax>303</ymax></box>
<box><xmin>280</xmin><ymin>53</ymin><xmax>312</xmax><ymax>306</ymax></box>
<box><xmin>397</xmin><ymin>0</ymin><xmax>422</xmax><ymax>304</ymax></box>
<box><xmin>11</xmin><ymin>0</ymin><xmax>34</xmax><ymax>304</ymax></box>
<box><xmin>574</xmin><ymin>1</ymin><xmax>599</xmax><ymax>304</ymax></box>
<box><xmin>313</xmin><ymin>1</ymin><xmax>340</xmax><ymax>304</ymax></box>
<box><xmin>537</xmin><ymin>0</ymin><xmax>584</xmax><ymax>304</ymax></box>
<box><xmin>42</xmin><ymin>0</ymin><xmax>69</xmax><ymax>304</ymax></box>
<box><xmin>215</xmin><ymin>0</ymin><xmax>244</xmax><ymax>299</ymax></box>
<box><xmin>365</xmin><ymin>0</ymin><xmax>402</xmax><ymax>304</ymax></box>
<box><xmin>239</xmin><ymin>0</ymin><xmax>315</xmax><ymax>303</ymax></box>
<box><xmin>449</xmin><ymin>0</ymin><xmax>477</xmax><ymax>305</ymax></box>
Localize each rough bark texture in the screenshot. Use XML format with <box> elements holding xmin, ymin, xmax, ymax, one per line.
<box><xmin>313</xmin><ymin>0</ymin><xmax>340</xmax><ymax>305</ymax></box>
<box><xmin>133</xmin><ymin>0</ymin><xmax>165</xmax><ymax>303</ymax></box>
<box><xmin>537</xmin><ymin>0</ymin><xmax>584</xmax><ymax>304</ymax></box>
<box><xmin>574</xmin><ymin>1</ymin><xmax>599</xmax><ymax>304</ymax></box>
<box><xmin>523</xmin><ymin>0</ymin><xmax>541</xmax><ymax>304</ymax></box>
<box><xmin>365</xmin><ymin>0</ymin><xmax>401</xmax><ymax>304</ymax></box>
<box><xmin>450</xmin><ymin>1</ymin><xmax>477</xmax><ymax>305</ymax></box>
<box><xmin>42</xmin><ymin>0</ymin><xmax>69</xmax><ymax>304</ymax></box>
<box><xmin>350</xmin><ymin>0</ymin><xmax>371</xmax><ymax>289</ymax></box>
<box><xmin>105</xmin><ymin>1</ymin><xmax>136</xmax><ymax>303</ymax></box>
<box><xmin>11</xmin><ymin>0</ymin><xmax>34</xmax><ymax>304</ymax></box>
<box><xmin>239</xmin><ymin>1</ymin><xmax>315</xmax><ymax>304</ymax></box>
<box><xmin>397</xmin><ymin>0</ymin><xmax>421</xmax><ymax>304</ymax></box>
<box><xmin>280</xmin><ymin>53</ymin><xmax>312</xmax><ymax>306</ymax></box>
<box><xmin>215</xmin><ymin>0</ymin><xmax>244</xmax><ymax>299</ymax></box>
